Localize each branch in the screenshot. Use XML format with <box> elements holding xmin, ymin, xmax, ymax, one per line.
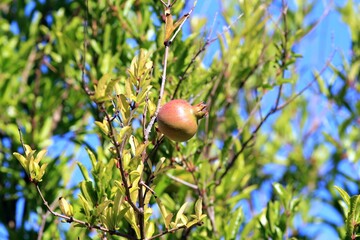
<box><xmin>214</xmin><ymin>0</ymin><xmax>334</xmax><ymax>187</ymax></box>
<box><xmin>35</xmin><ymin>184</ymin><xmax>136</xmax><ymax>239</ymax></box>
<box><xmin>81</xmin><ymin>0</ymin><xmax>94</xmax><ymax>96</ymax></box>
<box><xmin>215</xmin><ymin>50</ymin><xmax>335</xmax><ymax>187</ymax></box>
<box><xmin>148</xmin><ymin>225</ymin><xmax>187</xmax><ymax>240</ymax></box>
<box><xmin>103</xmin><ymin>111</ymin><xmax>141</xmax><ymax>215</ymax></box>
<box><xmin>37</xmin><ymin>198</ymin><xmax>58</xmax><ymax>240</ymax></box>
<box><xmin>181</xmin><ymin>158</ymin><xmax>217</xmax><ymax>236</ymax></box>
<box><xmin>172</xmin><ymin>13</ymin><xmax>243</xmax><ymax>99</ymax></box>
<box><xmin>166</xmin><ymin>173</ymin><xmax>198</xmax><ymax>189</ymax></box>
<box><xmin>144</xmin><ymin>45</ymin><xmax>169</xmax><ymax>141</ymax></box>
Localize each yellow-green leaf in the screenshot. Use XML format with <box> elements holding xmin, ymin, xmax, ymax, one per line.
<box><xmin>34</xmin><ymin>149</ymin><xmax>47</xmax><ymax>164</ymax></box>
<box><xmin>175</xmin><ymin>202</ymin><xmax>188</xmax><ymax>225</ymax></box>
<box><xmin>13</xmin><ymin>152</ymin><xmax>28</xmax><ymax>173</ymax></box>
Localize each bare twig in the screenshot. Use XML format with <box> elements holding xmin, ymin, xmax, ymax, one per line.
<box><xmin>37</xmin><ymin>199</ymin><xmax>58</xmax><ymax>240</ymax></box>
<box><xmin>172</xmin><ymin>13</ymin><xmax>243</xmax><ymax>99</ymax></box>
<box><xmin>168</xmin><ymin>0</ymin><xmax>197</xmax><ymax>44</ymax></box>
<box><xmin>166</xmin><ymin>173</ymin><xmax>198</xmax><ymax>189</ymax></box>
<box><xmin>144</xmin><ymin>45</ymin><xmax>169</xmax><ymax>141</ymax></box>
<box><xmin>81</xmin><ymin>0</ymin><xmax>94</xmax><ymax>96</ymax></box>
<box><xmin>145</xmin><ymin>0</ymin><xmax>198</xmax><ymax>139</ymax></box>
<box><xmin>148</xmin><ymin>225</ymin><xmax>187</xmax><ymax>240</ymax></box>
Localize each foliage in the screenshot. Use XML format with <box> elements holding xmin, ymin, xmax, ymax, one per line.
<box><xmin>1</xmin><ymin>0</ymin><xmax>359</xmax><ymax>239</ymax></box>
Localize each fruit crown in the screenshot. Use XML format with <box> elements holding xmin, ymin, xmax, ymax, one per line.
<box><xmin>193</xmin><ymin>102</ymin><xmax>208</xmax><ymax>119</ymax></box>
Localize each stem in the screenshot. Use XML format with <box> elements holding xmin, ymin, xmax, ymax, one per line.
<box><xmin>104</xmin><ymin>111</ymin><xmax>141</xmax><ymax>215</ymax></box>
<box><xmin>35</xmin><ymin>184</ymin><xmax>136</xmax><ymax>239</ymax></box>
<box><xmin>182</xmin><ymin>159</ymin><xmax>218</xmax><ymax>236</ymax></box>
<box><xmin>81</xmin><ymin>0</ymin><xmax>94</xmax><ymax>96</ymax></box>
<box><xmin>148</xmin><ymin>225</ymin><xmax>187</xmax><ymax>240</ymax></box>
<box><xmin>144</xmin><ymin>45</ymin><xmax>169</xmax><ymax>141</ymax></box>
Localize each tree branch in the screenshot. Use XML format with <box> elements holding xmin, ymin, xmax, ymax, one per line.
<box><xmin>35</xmin><ymin>184</ymin><xmax>136</xmax><ymax>239</ymax></box>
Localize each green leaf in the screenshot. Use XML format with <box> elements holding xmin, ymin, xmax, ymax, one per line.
<box><xmin>273</xmin><ymin>183</ymin><xmax>285</xmax><ymax>198</ymax></box>
<box><xmin>93</xmin><ymin>73</ymin><xmax>113</xmax><ymax>102</ymax></box>
<box><xmin>113</xmin><ymin>189</ymin><xmax>125</xmax><ymax>219</ymax></box>
<box><xmin>13</xmin><ymin>152</ymin><xmax>28</xmax><ymax>173</ymax></box>
<box><xmin>28</xmin><ymin>158</ymin><xmax>37</xmax><ymax>180</ymax></box>
<box><xmin>226</xmin><ymin>207</ymin><xmax>243</xmax><ymax>240</ymax></box>
<box><xmin>175</xmin><ymin>202</ymin><xmax>188</xmax><ymax>226</ymax></box>
<box><xmin>347</xmin><ymin>195</ymin><xmax>360</xmax><ymax>239</ymax></box>
<box><xmin>85</xmin><ymin>148</ymin><xmax>97</xmax><ymax>169</ymax></box>
<box><xmin>314</xmin><ymin>70</ymin><xmax>330</xmax><ymax>96</ymax></box>
<box><xmin>78</xmin><ymin>194</ymin><xmax>92</xmax><ymax>217</ymax></box>
<box><xmin>95</xmin><ymin>120</ymin><xmax>109</xmax><ymax>136</ymax></box>
<box><xmin>116</xmin><ymin>94</ymin><xmax>131</xmax><ymax>122</ymax></box>
<box><xmin>80</xmin><ymin>181</ymin><xmax>97</xmax><ymax>206</ymax></box>
<box><xmin>195</xmin><ymin>198</ymin><xmax>203</xmax><ymax>219</ymax></box>
<box><xmin>156</xmin><ymin>197</ymin><xmax>173</xmax><ymax>229</ymax></box>
<box><xmin>335</xmin><ymin>185</ymin><xmax>350</xmax><ymax>207</ymax></box>
<box><xmin>77</xmin><ymin>161</ymin><xmax>91</xmax><ymax>182</ymax></box>
<box><xmin>36</xmin><ymin>163</ymin><xmax>48</xmax><ymax>181</ymax></box>
<box><xmin>95</xmin><ymin>200</ymin><xmax>112</xmax><ymax>219</ymax></box>
<box><xmin>24</xmin><ymin>144</ymin><xmax>35</xmax><ymax>159</ymax></box>
<box><xmin>34</xmin><ymin>149</ymin><xmax>47</xmax><ymax>164</ymax></box>
<box><xmin>59</xmin><ymin>197</ymin><xmax>73</xmax><ymax>216</ymax></box>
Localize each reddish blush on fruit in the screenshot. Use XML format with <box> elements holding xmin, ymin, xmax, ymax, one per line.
<box><xmin>157</xmin><ymin>99</ymin><xmax>207</xmax><ymax>142</ymax></box>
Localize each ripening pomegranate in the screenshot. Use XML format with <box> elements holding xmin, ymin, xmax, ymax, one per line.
<box><xmin>157</xmin><ymin>99</ymin><xmax>208</xmax><ymax>142</ymax></box>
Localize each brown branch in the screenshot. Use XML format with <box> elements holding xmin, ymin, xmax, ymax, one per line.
<box><xmin>104</xmin><ymin>111</ymin><xmax>141</xmax><ymax>215</ymax></box>
<box><xmin>214</xmin><ymin>0</ymin><xmax>335</xmax><ymax>187</ymax></box>
<box><xmin>215</xmin><ymin>50</ymin><xmax>335</xmax><ymax>187</ymax></box>
<box><xmin>182</xmin><ymin>158</ymin><xmax>217</xmax><ymax>236</ymax></box>
<box><xmin>148</xmin><ymin>225</ymin><xmax>187</xmax><ymax>240</ymax></box>
<box><xmin>37</xmin><ymin>198</ymin><xmax>58</xmax><ymax>240</ymax></box>
<box><xmin>35</xmin><ymin>184</ymin><xmax>136</xmax><ymax>239</ymax></box>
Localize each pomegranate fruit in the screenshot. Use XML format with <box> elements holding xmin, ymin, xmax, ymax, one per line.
<box><xmin>157</xmin><ymin>99</ymin><xmax>208</xmax><ymax>142</ymax></box>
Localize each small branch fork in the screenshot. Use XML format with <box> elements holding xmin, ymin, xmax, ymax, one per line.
<box><xmin>144</xmin><ymin>0</ymin><xmax>197</xmax><ymax>141</ymax></box>
<box><xmin>16</xmin><ymin>127</ymin><xmax>135</xmax><ymax>239</ymax></box>
<box><xmin>35</xmin><ymin>184</ymin><xmax>136</xmax><ymax>239</ymax></box>
<box><xmin>141</xmin><ymin>0</ymin><xmax>198</xmax><ymax>238</ymax></box>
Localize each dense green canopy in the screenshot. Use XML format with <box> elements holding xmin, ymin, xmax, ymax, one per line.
<box><xmin>1</xmin><ymin>0</ymin><xmax>359</xmax><ymax>239</ymax></box>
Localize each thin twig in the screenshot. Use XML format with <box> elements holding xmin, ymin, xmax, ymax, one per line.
<box><xmin>35</xmin><ymin>184</ymin><xmax>136</xmax><ymax>239</ymax></box>
<box><xmin>148</xmin><ymin>225</ymin><xmax>187</xmax><ymax>240</ymax></box>
<box><xmin>37</xmin><ymin>199</ymin><xmax>58</xmax><ymax>240</ymax></box>
<box><xmin>139</xmin><ymin>181</ymin><xmax>157</xmax><ymax>196</ymax></box>
<box><xmin>181</xmin><ymin>158</ymin><xmax>217</xmax><ymax>236</ymax></box>
<box><xmin>215</xmin><ymin>50</ymin><xmax>334</xmax><ymax>186</ymax></box>
<box><xmin>104</xmin><ymin>111</ymin><xmax>141</xmax><ymax>214</ymax></box>
<box><xmin>144</xmin><ymin>45</ymin><xmax>169</xmax><ymax>141</ymax></box>
<box><xmin>172</xmin><ymin>13</ymin><xmax>243</xmax><ymax>99</ymax></box>
<box><xmin>168</xmin><ymin>0</ymin><xmax>198</xmax><ymax>44</ymax></box>
<box><xmin>166</xmin><ymin>173</ymin><xmax>198</xmax><ymax>189</ymax></box>
<box><xmin>214</xmin><ymin>0</ymin><xmax>334</xmax><ymax>187</ymax></box>
<box><xmin>277</xmin><ymin>52</ymin><xmax>335</xmax><ymax>111</ymax></box>
<box><xmin>81</xmin><ymin>0</ymin><xmax>93</xmax><ymax>96</ymax></box>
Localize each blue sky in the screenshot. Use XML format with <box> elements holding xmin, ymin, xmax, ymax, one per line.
<box><xmin>188</xmin><ymin>0</ymin><xmax>355</xmax><ymax>239</ymax></box>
